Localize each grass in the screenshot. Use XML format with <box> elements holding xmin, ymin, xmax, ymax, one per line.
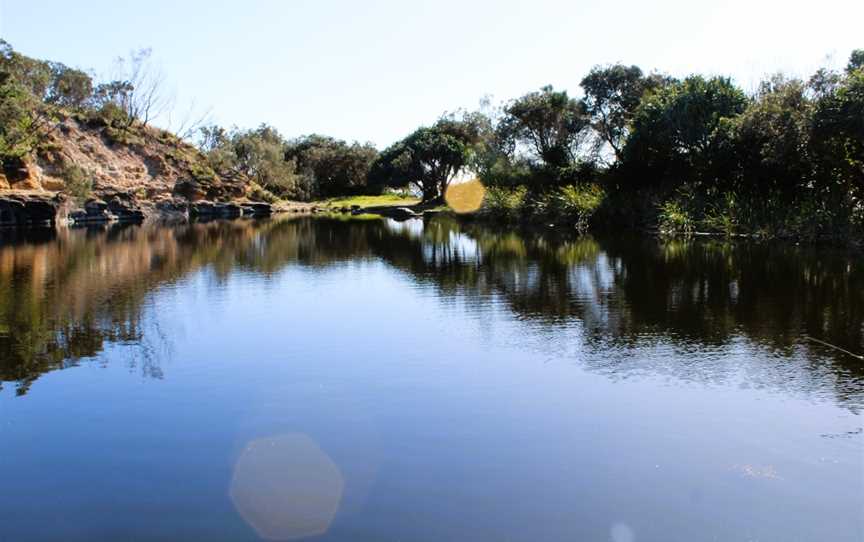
<box><xmin>319</xmin><ymin>212</ymin><xmax>383</xmax><ymax>221</ymax></box>
<box><xmin>320</xmin><ymin>193</ymin><xmax>420</xmax><ymax>209</ymax></box>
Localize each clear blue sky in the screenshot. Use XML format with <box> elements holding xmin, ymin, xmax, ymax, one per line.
<box><xmin>2</xmin><ymin>0</ymin><xmax>860</xmax><ymax>147</ymax></box>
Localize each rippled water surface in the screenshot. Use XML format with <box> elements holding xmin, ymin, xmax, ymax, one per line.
<box><xmin>1</xmin><ymin>216</ymin><xmax>862</xmax><ymax>541</ymax></box>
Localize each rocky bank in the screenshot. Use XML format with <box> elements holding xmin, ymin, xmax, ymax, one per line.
<box><xmin>0</xmin><ymin>113</ymin><xmax>272</xmax><ymax>226</ymax></box>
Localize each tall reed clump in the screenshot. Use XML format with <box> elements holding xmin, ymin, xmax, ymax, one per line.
<box><xmin>480</xmin><ymin>183</ymin><xmax>605</xmax><ymax>230</ymax></box>
<box><xmin>555</xmin><ymin>183</ymin><xmax>606</xmax><ymax>230</ymax></box>
<box><xmin>480</xmin><ymin>185</ymin><xmax>528</xmax><ymax>222</ymax></box>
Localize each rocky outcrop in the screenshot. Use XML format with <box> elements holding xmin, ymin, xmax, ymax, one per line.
<box><xmin>63</xmin><ymin>198</ymin><xmax>271</xmax><ymax>226</ymax></box>
<box><xmin>242</xmin><ymin>202</ymin><xmax>273</xmax><ymax>217</ymax></box>
<box><xmin>189</xmin><ymin>201</ymin><xmax>272</xmax><ymax>219</ymax></box>
<box><xmin>4</xmin><ymin>114</ymin><xmax>247</xmax><ymax>202</ymax></box>
<box><xmin>0</xmin><ymin>113</ymin><xmax>280</xmax><ymax>227</ymax></box>
<box><xmin>173</xmin><ymin>173</ymin><xmax>246</xmax><ymax>202</ymax></box>
<box><xmin>189</xmin><ymin>201</ymin><xmax>243</xmax><ymax>219</ymax></box>
<box><xmin>67</xmin><ymin>194</ymin><xmax>147</xmax><ymax>224</ymax></box>
<box><xmin>0</xmin><ymin>191</ymin><xmax>272</xmax><ymax>227</ymax></box>
<box><xmin>106</xmin><ymin>194</ymin><xmax>146</xmax><ymax>221</ymax></box>
<box><xmin>0</xmin><ymin>194</ymin><xmax>66</xmax><ymax>226</ymax></box>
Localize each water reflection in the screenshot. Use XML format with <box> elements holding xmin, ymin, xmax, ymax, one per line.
<box><xmin>1</xmin><ymin>216</ymin><xmax>862</xmax><ymax>407</ymax></box>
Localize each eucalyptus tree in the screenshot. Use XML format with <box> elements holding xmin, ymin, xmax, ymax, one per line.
<box><xmin>497</xmin><ymin>86</ymin><xmax>589</xmax><ymax>170</ymax></box>
<box><xmin>580</xmin><ymin>64</ymin><xmax>669</xmax><ymax>163</ymax></box>
<box><xmin>199</xmin><ymin>124</ymin><xmax>305</xmax><ymax>199</ymax></box>
<box><xmin>733</xmin><ymin>75</ymin><xmax>814</xmax><ymax>196</ymax></box>
<box><xmin>0</xmin><ymin>41</ymin><xmax>60</xmax><ymax>164</ymax></box>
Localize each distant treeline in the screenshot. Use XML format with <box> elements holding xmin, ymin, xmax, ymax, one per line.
<box><xmin>1</xmin><ymin>40</ymin><xmax>861</xmax><ymax>239</ymax></box>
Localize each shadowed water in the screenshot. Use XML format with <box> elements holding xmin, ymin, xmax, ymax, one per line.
<box><xmin>0</xmin><ymin>216</ymin><xmax>862</xmax><ymax>541</ymax></box>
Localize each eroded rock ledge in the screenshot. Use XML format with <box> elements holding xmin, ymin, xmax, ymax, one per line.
<box><xmin>0</xmin><ymin>193</ymin><xmax>65</xmax><ymax>226</ymax></box>
<box><xmin>0</xmin><ymin>192</ymin><xmax>273</xmax><ymax>227</ymax></box>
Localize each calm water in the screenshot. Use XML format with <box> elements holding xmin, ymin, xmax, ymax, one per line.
<box><xmin>0</xmin><ymin>216</ymin><xmax>862</xmax><ymax>542</ymax></box>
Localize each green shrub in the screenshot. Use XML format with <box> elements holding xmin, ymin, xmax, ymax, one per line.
<box><xmin>481</xmin><ymin>186</ymin><xmax>527</xmax><ymax>221</ymax></box>
<box><xmin>555</xmin><ymin>183</ymin><xmax>605</xmax><ymax>229</ymax></box>
<box><xmin>702</xmin><ymin>192</ymin><xmax>739</xmax><ymax>235</ymax></box>
<box><xmin>248</xmin><ymin>182</ymin><xmax>279</xmax><ymax>203</ymax></box>
<box><xmin>62</xmin><ymin>165</ymin><xmax>92</xmax><ymax>204</ymax></box>
<box><xmin>658</xmin><ymin>200</ymin><xmax>696</xmax><ymax>234</ymax></box>
<box><xmin>523</xmin><ymin>190</ymin><xmax>556</xmax><ymax>220</ymax></box>
<box><xmin>90</xmin><ymin>102</ymin><xmax>128</xmax><ymax>128</ymax></box>
<box><xmin>189</xmin><ymin>161</ymin><xmax>217</xmax><ymax>182</ymax></box>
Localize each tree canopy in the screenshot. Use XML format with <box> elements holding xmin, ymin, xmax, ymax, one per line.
<box><xmin>369</xmin><ymin>118</ymin><xmax>480</xmax><ymax>202</ymax></box>
<box><xmin>580</xmin><ymin>64</ymin><xmax>669</xmax><ymax>162</ymax></box>
<box><xmin>497</xmin><ymin>86</ymin><xmax>589</xmax><ymax>169</ymax></box>
<box><xmin>284</xmin><ymin>135</ymin><xmax>378</xmax><ymax>198</ymax></box>
<box><xmin>622</xmin><ymin>75</ymin><xmax>748</xmax><ymax>183</ymax></box>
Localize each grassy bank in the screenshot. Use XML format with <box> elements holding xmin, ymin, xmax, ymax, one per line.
<box><xmin>320</xmin><ymin>194</ymin><xmax>420</xmax><ymax>210</ymax></box>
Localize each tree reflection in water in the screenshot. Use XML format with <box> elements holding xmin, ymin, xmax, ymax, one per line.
<box><xmin>1</xmin><ymin>216</ymin><xmax>861</xmax><ymax>407</ymax></box>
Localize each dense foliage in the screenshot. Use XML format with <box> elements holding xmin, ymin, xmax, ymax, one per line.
<box><xmin>0</xmin><ymin>40</ymin><xmax>69</xmax><ymax>166</ymax></box>
<box><xmin>199</xmin><ymin>125</ymin><xmax>379</xmax><ymax>201</ymax></box>
<box><xmin>473</xmin><ymin>52</ymin><xmax>864</xmax><ymax>241</ymax></box>
<box><xmin>198</xmin><ymin>124</ymin><xmax>303</xmax><ymax>199</ymax></box>
<box><xmin>284</xmin><ymin>135</ymin><xmax>378</xmax><ymax>198</ymax></box>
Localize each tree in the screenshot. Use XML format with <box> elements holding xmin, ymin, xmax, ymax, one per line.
<box><xmin>0</xmin><ymin>40</ymin><xmax>51</xmax><ymax>99</ymax></box>
<box><xmin>231</xmin><ymin>125</ymin><xmax>302</xmax><ymax>197</ymax></box>
<box><xmin>811</xmin><ymin>59</ymin><xmax>864</xmax><ymax>197</ymax></box>
<box><xmin>369</xmin><ymin>118</ymin><xmax>479</xmax><ymax>202</ymax></box>
<box><xmin>0</xmin><ymin>42</ymin><xmax>58</xmax><ymax>165</ymax></box>
<box><xmin>0</xmin><ymin>71</ymin><xmax>47</xmax><ymax>163</ymax></box>
<box><xmin>93</xmin><ymin>49</ymin><xmax>168</xmax><ymax>128</ymax></box>
<box><xmin>623</xmin><ymin>75</ymin><xmax>747</xmax><ymax>184</ymax></box>
<box><xmin>91</xmin><ymin>80</ymin><xmax>134</xmax><ymax>126</ymax></box>
<box><xmin>733</xmin><ymin>75</ymin><xmax>814</xmax><ymax>195</ymax></box>
<box><xmin>199</xmin><ymin>124</ymin><xmax>306</xmax><ymax>199</ymax></box>
<box><xmin>198</xmin><ymin>124</ymin><xmax>234</xmax><ymax>171</ymax></box>
<box><xmin>284</xmin><ymin>135</ymin><xmax>378</xmax><ymax>197</ymax></box>
<box><xmin>47</xmin><ymin>64</ymin><xmax>93</xmax><ymax>109</ymax></box>
<box><xmin>458</xmin><ymin>103</ymin><xmax>533</xmax><ymax>189</ymax></box>
<box><xmin>497</xmin><ymin>86</ymin><xmax>589</xmax><ymax>169</ymax></box>
<box><xmin>847</xmin><ymin>49</ymin><xmax>864</xmax><ymax>74</ymax></box>
<box><xmin>580</xmin><ymin>64</ymin><xmax>669</xmax><ymax>163</ymax></box>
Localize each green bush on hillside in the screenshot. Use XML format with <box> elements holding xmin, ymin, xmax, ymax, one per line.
<box><xmin>62</xmin><ymin>164</ymin><xmax>93</xmax><ymax>204</ymax></box>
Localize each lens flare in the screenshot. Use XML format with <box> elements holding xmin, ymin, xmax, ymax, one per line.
<box><xmin>445</xmin><ymin>179</ymin><xmax>486</xmax><ymax>214</ymax></box>
<box><xmin>230</xmin><ymin>434</ymin><xmax>344</xmax><ymax>540</ymax></box>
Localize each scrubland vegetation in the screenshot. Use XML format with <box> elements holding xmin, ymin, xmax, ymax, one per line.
<box><xmin>1</xmin><ymin>39</ymin><xmax>861</xmax><ymax>241</ymax></box>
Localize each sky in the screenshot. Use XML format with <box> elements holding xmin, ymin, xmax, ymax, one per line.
<box><xmin>1</xmin><ymin>0</ymin><xmax>861</xmax><ymax>147</ymax></box>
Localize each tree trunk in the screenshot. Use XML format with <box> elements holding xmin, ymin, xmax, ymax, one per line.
<box><xmin>421</xmin><ymin>183</ymin><xmax>439</xmax><ymax>203</ymax></box>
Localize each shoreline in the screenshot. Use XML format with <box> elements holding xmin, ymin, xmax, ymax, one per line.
<box><xmin>2</xmin><ymin>191</ymin><xmax>861</xmax><ymax>251</ymax></box>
